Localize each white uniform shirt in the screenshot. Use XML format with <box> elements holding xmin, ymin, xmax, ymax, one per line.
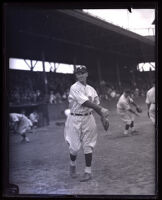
<box><xmin>29</xmin><ymin>113</ymin><xmax>39</xmax><ymax>123</ymax></box>
<box><xmin>10</xmin><ymin>113</ymin><xmax>23</xmax><ymax>122</ymax></box>
<box><xmin>68</xmin><ymin>81</ymin><xmax>100</xmax><ymax>114</ymax></box>
<box><xmin>146</xmin><ymin>86</ymin><xmax>155</xmax><ymax>104</ymax></box>
<box><xmin>117</xmin><ymin>94</ymin><xmax>133</xmax><ymax>112</ymax></box>
<box><xmin>10</xmin><ymin>113</ymin><xmax>33</xmax><ymax>127</ymax></box>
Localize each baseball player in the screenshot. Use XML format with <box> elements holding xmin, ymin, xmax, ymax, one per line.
<box><xmin>9</xmin><ymin>113</ymin><xmax>33</xmax><ymax>143</ymax></box>
<box><xmin>29</xmin><ymin>110</ymin><xmax>39</xmax><ymax>128</ymax></box>
<box><xmin>49</xmin><ymin>91</ymin><xmax>57</xmax><ymax>104</ymax></box>
<box><xmin>64</xmin><ymin>66</ymin><xmax>109</xmax><ymax>182</ymax></box>
<box><xmin>117</xmin><ymin>89</ymin><xmax>140</xmax><ymax>135</ymax></box>
<box><xmin>145</xmin><ymin>82</ymin><xmax>155</xmax><ymax>125</ymax></box>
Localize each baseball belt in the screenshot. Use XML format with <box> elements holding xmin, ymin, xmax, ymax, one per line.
<box><xmin>71</xmin><ymin>112</ymin><xmax>92</xmax><ymax>116</ymax></box>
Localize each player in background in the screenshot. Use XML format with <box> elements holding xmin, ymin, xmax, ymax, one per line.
<box><xmin>117</xmin><ymin>89</ymin><xmax>139</xmax><ymax>135</ymax></box>
<box><xmin>29</xmin><ymin>110</ymin><xmax>39</xmax><ymax>128</ymax></box>
<box><xmin>9</xmin><ymin>113</ymin><xmax>33</xmax><ymax>143</ymax></box>
<box><xmin>145</xmin><ymin>82</ymin><xmax>155</xmax><ymax>125</ymax></box>
<box><xmin>64</xmin><ymin>66</ymin><xmax>109</xmax><ymax>182</ymax></box>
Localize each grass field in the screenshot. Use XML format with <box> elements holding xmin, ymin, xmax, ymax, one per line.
<box><xmin>9</xmin><ymin>97</ymin><xmax>157</xmax><ymax>195</ymax></box>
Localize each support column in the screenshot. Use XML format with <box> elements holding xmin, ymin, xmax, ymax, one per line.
<box><xmin>116</xmin><ymin>62</ymin><xmax>121</xmax><ymax>89</ymax></box>
<box><xmin>130</xmin><ymin>63</ymin><xmax>137</xmax><ymax>88</ymax></box>
<box><xmin>54</xmin><ymin>62</ymin><xmax>57</xmax><ymax>72</ymax></box>
<box><xmin>97</xmin><ymin>59</ymin><xmax>102</xmax><ymax>84</ymax></box>
<box><xmin>40</xmin><ymin>52</ymin><xmax>50</xmax><ymax>126</ymax></box>
<box><xmin>132</xmin><ymin>70</ymin><xmax>136</xmax><ymax>87</ymax></box>
<box><xmin>41</xmin><ymin>52</ymin><xmax>48</xmax><ymax>95</ymax></box>
<box><xmin>149</xmin><ymin>66</ymin><xmax>153</xmax><ymax>86</ymax></box>
<box><xmin>30</xmin><ymin>60</ymin><xmax>33</xmax><ymax>71</ymax></box>
<box><xmin>73</xmin><ymin>57</ymin><xmax>77</xmax><ymax>73</ymax></box>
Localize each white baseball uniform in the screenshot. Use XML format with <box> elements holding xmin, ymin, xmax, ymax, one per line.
<box><xmin>10</xmin><ymin>113</ymin><xmax>33</xmax><ymax>135</ymax></box>
<box><xmin>29</xmin><ymin>112</ymin><xmax>39</xmax><ymax>124</ymax></box>
<box><xmin>117</xmin><ymin>94</ymin><xmax>134</xmax><ymax>124</ymax></box>
<box><xmin>64</xmin><ymin>81</ymin><xmax>100</xmax><ymax>155</ymax></box>
<box><xmin>146</xmin><ymin>86</ymin><xmax>155</xmax><ymax>124</ymax></box>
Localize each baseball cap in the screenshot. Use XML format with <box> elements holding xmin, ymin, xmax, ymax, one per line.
<box><xmin>124</xmin><ymin>89</ymin><xmax>131</xmax><ymax>94</ymax></box>
<box><xmin>75</xmin><ymin>66</ymin><xmax>87</xmax><ymax>74</ymax></box>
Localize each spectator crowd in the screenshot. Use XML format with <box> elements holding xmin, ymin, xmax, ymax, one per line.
<box><xmin>9</xmin><ymin>70</ymin><xmax>74</xmax><ymax>105</ymax></box>
<box><xmin>9</xmin><ymin>69</ymin><xmax>154</xmax><ymax>106</ymax></box>
<box><xmin>9</xmin><ymin>69</ymin><xmax>154</xmax><ymax>133</ymax></box>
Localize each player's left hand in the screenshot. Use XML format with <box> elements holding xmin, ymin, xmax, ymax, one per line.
<box><xmin>136</xmin><ymin>106</ymin><xmax>142</xmax><ymax>113</ymax></box>
<box><xmin>101</xmin><ymin>116</ymin><xmax>109</xmax><ymax>131</ymax></box>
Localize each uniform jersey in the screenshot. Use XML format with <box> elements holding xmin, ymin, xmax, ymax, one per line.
<box><xmin>68</xmin><ymin>81</ymin><xmax>100</xmax><ymax>114</ymax></box>
<box><xmin>117</xmin><ymin>94</ymin><xmax>133</xmax><ymax>111</ymax></box>
<box><xmin>64</xmin><ymin>81</ymin><xmax>100</xmax><ymax>155</ymax></box>
<box><xmin>10</xmin><ymin>113</ymin><xmax>32</xmax><ymax>134</ymax></box>
<box><xmin>29</xmin><ymin>112</ymin><xmax>39</xmax><ymax>123</ymax></box>
<box><xmin>145</xmin><ymin>86</ymin><xmax>155</xmax><ymax>124</ymax></box>
<box><xmin>117</xmin><ymin>94</ymin><xmax>134</xmax><ymax>124</ymax></box>
<box><xmin>146</xmin><ymin>86</ymin><xmax>155</xmax><ymax>105</ymax></box>
<box><xmin>10</xmin><ymin>113</ymin><xmax>21</xmax><ymax>123</ymax></box>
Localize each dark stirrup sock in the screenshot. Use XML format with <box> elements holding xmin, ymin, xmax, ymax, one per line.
<box><xmin>130</xmin><ymin>121</ymin><xmax>134</xmax><ymax>128</ymax></box>
<box><xmin>125</xmin><ymin>124</ymin><xmax>130</xmax><ymax>130</ymax></box>
<box><xmin>85</xmin><ymin>153</ymin><xmax>92</xmax><ymax>167</ymax></box>
<box><xmin>70</xmin><ymin>153</ymin><xmax>77</xmax><ymax>162</ymax></box>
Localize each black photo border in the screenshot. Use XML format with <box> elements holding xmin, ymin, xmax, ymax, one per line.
<box><xmin>2</xmin><ymin>1</ymin><xmax>159</xmax><ymax>199</ymax></box>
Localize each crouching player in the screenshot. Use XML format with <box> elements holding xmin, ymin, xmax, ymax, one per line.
<box><xmin>9</xmin><ymin>113</ymin><xmax>33</xmax><ymax>143</ymax></box>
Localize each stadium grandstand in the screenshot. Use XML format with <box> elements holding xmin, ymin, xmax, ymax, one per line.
<box><xmin>4</xmin><ymin>7</ymin><xmax>155</xmax><ymax>120</ymax></box>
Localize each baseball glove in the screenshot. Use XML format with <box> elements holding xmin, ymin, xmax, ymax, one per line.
<box><xmin>101</xmin><ymin>116</ymin><xmax>109</xmax><ymax>131</ymax></box>
<box><xmin>136</xmin><ymin>106</ymin><xmax>142</xmax><ymax>113</ymax></box>
<box><xmin>100</xmin><ymin>107</ymin><xmax>109</xmax><ymax>118</ymax></box>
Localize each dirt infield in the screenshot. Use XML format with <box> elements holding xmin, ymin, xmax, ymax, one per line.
<box><xmin>9</xmin><ymin>97</ymin><xmax>156</xmax><ymax>195</ymax></box>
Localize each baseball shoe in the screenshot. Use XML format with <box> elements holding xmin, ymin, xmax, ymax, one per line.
<box><xmin>21</xmin><ymin>137</ymin><xmax>30</xmax><ymax>143</ymax></box>
<box><xmin>123</xmin><ymin>130</ymin><xmax>129</xmax><ymax>135</ymax></box>
<box><xmin>130</xmin><ymin>127</ymin><xmax>138</xmax><ymax>133</ymax></box>
<box><xmin>25</xmin><ymin>137</ymin><xmax>30</xmax><ymax>142</ymax></box>
<box><xmin>69</xmin><ymin>165</ymin><xmax>77</xmax><ymax>178</ymax></box>
<box><xmin>80</xmin><ymin>173</ymin><xmax>92</xmax><ymax>182</ymax></box>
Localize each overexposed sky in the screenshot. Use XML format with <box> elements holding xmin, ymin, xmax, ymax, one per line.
<box><xmin>83</xmin><ymin>9</ymin><xmax>155</xmax><ymax>36</ymax></box>
<box><xmin>9</xmin><ymin>59</ymin><xmax>74</xmax><ymax>74</ymax></box>
<box><xmin>9</xmin><ymin>58</ymin><xmax>155</xmax><ymax>72</ymax></box>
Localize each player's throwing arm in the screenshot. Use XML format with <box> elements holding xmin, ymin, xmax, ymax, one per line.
<box><xmin>82</xmin><ymin>101</ymin><xmax>110</xmax><ymax>131</ymax></box>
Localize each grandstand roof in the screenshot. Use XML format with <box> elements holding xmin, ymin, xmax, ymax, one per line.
<box><xmin>4</xmin><ymin>4</ymin><xmax>155</xmax><ymax>73</ymax></box>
